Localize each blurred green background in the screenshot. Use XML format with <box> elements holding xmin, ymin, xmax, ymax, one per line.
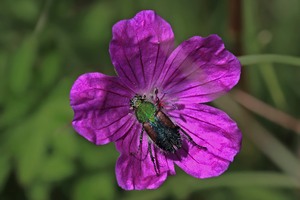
<box><xmin>1</xmin><ymin>0</ymin><xmax>300</xmax><ymax>199</ymax></box>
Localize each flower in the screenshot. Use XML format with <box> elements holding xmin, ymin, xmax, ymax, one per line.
<box><xmin>70</xmin><ymin>10</ymin><xmax>242</xmax><ymax>190</ymax></box>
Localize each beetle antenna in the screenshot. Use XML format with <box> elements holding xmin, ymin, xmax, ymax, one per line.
<box><xmin>154</xmin><ymin>88</ymin><xmax>159</xmax><ymax>103</ymax></box>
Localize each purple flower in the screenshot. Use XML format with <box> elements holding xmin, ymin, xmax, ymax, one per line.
<box><xmin>70</xmin><ymin>10</ymin><xmax>242</xmax><ymax>190</ymax></box>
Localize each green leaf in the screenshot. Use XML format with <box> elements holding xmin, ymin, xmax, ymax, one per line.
<box><xmin>0</xmin><ymin>51</ymin><xmax>8</xmax><ymax>104</ymax></box>
<box><xmin>26</xmin><ymin>183</ymin><xmax>50</xmax><ymax>200</ymax></box>
<box><xmin>233</xmin><ymin>188</ymin><xmax>292</xmax><ymax>200</ymax></box>
<box><xmin>238</xmin><ymin>54</ymin><xmax>300</xmax><ymax>67</ymax></box>
<box><xmin>0</xmin><ymin>91</ymin><xmax>37</xmax><ymax>128</ymax></box>
<box><xmin>73</xmin><ymin>173</ymin><xmax>115</xmax><ymax>200</ymax></box>
<box><xmin>0</xmin><ymin>154</ymin><xmax>10</xmax><ymax>192</ymax></box>
<box><xmin>8</xmin><ymin>35</ymin><xmax>38</xmax><ymax>96</ymax></box>
<box><xmin>123</xmin><ymin>172</ymin><xmax>300</xmax><ymax>200</ymax></box>
<box><xmin>39</xmin><ymin>154</ymin><xmax>75</xmax><ymax>182</ymax></box>
<box><xmin>214</xmin><ymin>95</ymin><xmax>300</xmax><ymax>178</ymax></box>
<box><xmin>10</xmin><ymin>79</ymin><xmax>73</xmax><ymax>186</ymax></box>
<box><xmin>13</xmin><ymin>122</ymin><xmax>48</xmax><ymax>186</ymax></box>
<box><xmin>258</xmin><ymin>63</ymin><xmax>286</xmax><ymax>109</ymax></box>
<box><xmin>51</xmin><ymin>127</ymin><xmax>78</xmax><ymax>159</ymax></box>
<box><xmin>79</xmin><ymin>142</ymin><xmax>117</xmax><ymax>170</ymax></box>
<box><xmin>38</xmin><ymin>51</ymin><xmax>63</xmax><ymax>89</ymax></box>
<box><xmin>8</xmin><ymin>0</ymin><xmax>39</xmax><ymax>23</ymax></box>
<box><xmin>79</xmin><ymin>2</ymin><xmax>114</xmax><ymax>45</ymax></box>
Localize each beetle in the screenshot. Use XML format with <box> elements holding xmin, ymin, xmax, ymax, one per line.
<box><xmin>130</xmin><ymin>94</ymin><xmax>182</xmax><ymax>153</ymax></box>
<box><xmin>130</xmin><ymin>91</ymin><xmax>206</xmax><ymax>175</ymax></box>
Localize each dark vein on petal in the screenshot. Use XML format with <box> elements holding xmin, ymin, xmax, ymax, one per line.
<box><xmin>117</xmin><ymin>61</ymin><xmax>137</xmax><ymax>87</ymax></box>
<box><xmin>133</xmin><ymin>23</ymin><xmax>146</xmax><ymax>86</ymax></box>
<box><xmin>77</xmin><ymin>87</ymin><xmax>131</xmax><ymax>99</ymax></box>
<box><xmin>115</xmin><ymin>123</ymin><xmax>135</xmax><ymax>157</ymax></box>
<box><xmin>95</xmin><ymin>104</ymin><xmax>128</xmax><ymax>111</ymax></box>
<box><xmin>121</xmin><ymin>46</ymin><xmax>140</xmax><ymax>85</ymax></box>
<box><xmin>168</xmin><ymin>75</ymin><xmax>224</xmax><ymax>95</ymax></box>
<box><xmin>150</xmin><ymin>16</ymin><xmax>162</xmax><ymax>88</ymax></box>
<box><xmin>179</xmin><ymin>106</ymin><xmax>237</xmax><ymax>141</ymax></box>
<box><xmin>172</xmin><ymin>112</ymin><xmax>222</xmax><ymax>131</ymax></box>
<box><xmin>150</xmin><ymin>43</ymin><xmax>160</xmax><ymax>88</ymax></box>
<box><xmin>164</xmin><ymin>63</ymin><xmax>206</xmax><ymax>90</ymax></box>
<box><xmin>181</xmin><ymin>145</ymin><xmax>204</xmax><ymax>165</ymax></box>
<box><xmin>177</xmin><ymin>144</ymin><xmax>230</xmax><ymax>170</ymax></box>
<box><xmin>119</xmin><ymin>22</ymin><xmax>139</xmax><ymax>86</ymax></box>
<box><xmin>176</xmin><ymin>122</ymin><xmax>214</xmax><ymax>149</ymax></box>
<box><xmin>174</xmin><ymin>111</ymin><xmax>230</xmax><ymax>137</ymax></box>
<box><xmin>182</xmin><ymin>106</ymin><xmax>215</xmax><ymax>113</ymax></box>
<box><xmin>159</xmin><ymin>46</ymin><xmax>182</xmax><ymax>85</ymax></box>
<box><xmin>109</xmin><ymin>77</ymin><xmax>136</xmax><ymax>94</ymax></box>
<box><xmin>98</xmin><ymin>115</ymin><xmax>133</xmax><ymax>141</ymax></box>
<box><xmin>178</xmin><ymin>90</ymin><xmax>224</xmax><ymax>99</ymax></box>
<box><xmin>168</xmin><ymin>62</ymin><xmax>230</xmax><ymax>96</ymax></box>
<box><xmin>172</xmin><ymin>113</ymin><xmax>235</xmax><ymax>152</ymax></box>
<box><xmin>117</xmin><ymin>122</ymin><xmax>137</xmax><ymax>142</ymax></box>
<box><xmin>139</xmin><ymin>44</ymin><xmax>146</xmax><ymax>86</ymax></box>
<box><xmin>94</xmin><ymin>113</ymin><xmax>130</xmax><ymax>131</ymax></box>
<box><xmin>164</xmin><ymin>46</ymin><xmax>202</xmax><ymax>86</ymax></box>
<box><xmin>165</xmin><ymin>46</ymin><xmax>202</xmax><ymax>83</ymax></box>
<box><xmin>158</xmin><ymin>40</ymin><xmax>173</xmax><ymax>88</ymax></box>
<box><xmin>163</xmin><ymin>36</ymin><xmax>174</xmax><ymax>67</ymax></box>
<box><xmin>73</xmin><ymin>102</ymin><xmax>129</xmax><ymax>111</ymax></box>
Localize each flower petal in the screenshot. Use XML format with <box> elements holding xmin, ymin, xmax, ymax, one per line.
<box><xmin>115</xmin><ymin>122</ymin><xmax>175</xmax><ymax>190</ymax></box>
<box><xmin>167</xmin><ymin>103</ymin><xmax>241</xmax><ymax>178</ymax></box>
<box><xmin>110</xmin><ymin>10</ymin><xmax>174</xmax><ymax>93</ymax></box>
<box><xmin>172</xmin><ymin>140</ymin><xmax>231</xmax><ymax>179</ymax></box>
<box><xmin>158</xmin><ymin>34</ymin><xmax>241</xmax><ymax>104</ymax></box>
<box><xmin>70</xmin><ymin>72</ymin><xmax>135</xmax><ymax>145</ymax></box>
<box><xmin>169</xmin><ymin>103</ymin><xmax>242</xmax><ymax>161</ymax></box>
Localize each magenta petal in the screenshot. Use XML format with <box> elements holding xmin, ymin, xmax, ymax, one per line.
<box><xmin>115</xmin><ymin>122</ymin><xmax>175</xmax><ymax>190</ymax></box>
<box><xmin>70</xmin><ymin>72</ymin><xmax>135</xmax><ymax>145</ymax></box>
<box><xmin>173</xmin><ymin>141</ymin><xmax>231</xmax><ymax>178</ymax></box>
<box><xmin>167</xmin><ymin>103</ymin><xmax>241</xmax><ymax>178</ymax></box>
<box><xmin>110</xmin><ymin>10</ymin><xmax>174</xmax><ymax>92</ymax></box>
<box><xmin>168</xmin><ymin>103</ymin><xmax>242</xmax><ymax>162</ymax></box>
<box><xmin>159</xmin><ymin>35</ymin><xmax>241</xmax><ymax>104</ymax></box>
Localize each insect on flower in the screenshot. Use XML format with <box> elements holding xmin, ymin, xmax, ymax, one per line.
<box><xmin>130</xmin><ymin>90</ymin><xmax>207</xmax><ymax>175</ymax></box>
<box><xmin>70</xmin><ymin>10</ymin><xmax>242</xmax><ymax>190</ymax></box>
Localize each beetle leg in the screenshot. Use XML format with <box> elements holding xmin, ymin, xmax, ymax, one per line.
<box><xmin>180</xmin><ymin>128</ymin><xmax>207</xmax><ymax>151</ymax></box>
<box><xmin>137</xmin><ymin>127</ymin><xmax>144</xmax><ymax>152</ymax></box>
<box><xmin>153</xmin><ymin>88</ymin><xmax>167</xmax><ymax>109</ymax></box>
<box><xmin>148</xmin><ymin>142</ymin><xmax>160</xmax><ymax>176</ymax></box>
<box><xmin>152</xmin><ymin>88</ymin><xmax>159</xmax><ymax>106</ymax></box>
<box><xmin>130</xmin><ymin>127</ymin><xmax>148</xmax><ymax>161</ymax></box>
